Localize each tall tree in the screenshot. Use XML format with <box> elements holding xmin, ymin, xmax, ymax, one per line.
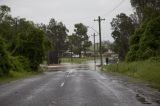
<box><xmin>130</xmin><ymin>0</ymin><xmax>160</xmax><ymax>22</ymax></box>
<box><xmin>111</xmin><ymin>13</ymin><xmax>135</xmax><ymax>60</ymax></box>
<box><xmin>0</xmin><ymin>5</ymin><xmax>51</xmax><ymax>75</ymax></box>
<box><xmin>72</xmin><ymin>23</ymin><xmax>91</xmax><ymax>57</ymax></box>
<box><xmin>11</xmin><ymin>18</ymin><xmax>48</xmax><ymax>70</ymax></box>
<box><xmin>46</xmin><ymin>19</ymin><xmax>68</xmax><ymax>64</ymax></box>
<box><xmin>126</xmin><ymin>0</ymin><xmax>160</xmax><ymax>61</ymax></box>
<box><xmin>0</xmin><ymin>5</ymin><xmax>11</xmax><ymax>23</ymax></box>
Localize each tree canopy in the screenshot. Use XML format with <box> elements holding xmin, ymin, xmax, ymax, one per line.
<box><xmin>125</xmin><ymin>0</ymin><xmax>160</xmax><ymax>61</ymax></box>
<box><xmin>68</xmin><ymin>23</ymin><xmax>92</xmax><ymax>57</ymax></box>
<box><xmin>0</xmin><ymin>5</ymin><xmax>51</xmax><ymax>76</ymax></box>
<box><xmin>111</xmin><ymin>13</ymin><xmax>135</xmax><ymax>60</ymax></box>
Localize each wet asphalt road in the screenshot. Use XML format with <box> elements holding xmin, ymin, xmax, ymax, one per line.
<box><xmin>0</xmin><ymin>61</ymin><xmax>160</xmax><ymax>106</ymax></box>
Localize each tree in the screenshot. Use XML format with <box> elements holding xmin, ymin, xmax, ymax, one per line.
<box><xmin>0</xmin><ymin>5</ymin><xmax>11</xmax><ymax>23</ymax></box>
<box><xmin>71</xmin><ymin>23</ymin><xmax>91</xmax><ymax>57</ymax></box>
<box><xmin>126</xmin><ymin>0</ymin><xmax>160</xmax><ymax>61</ymax></box>
<box><xmin>130</xmin><ymin>0</ymin><xmax>160</xmax><ymax>22</ymax></box>
<box><xmin>126</xmin><ymin>16</ymin><xmax>160</xmax><ymax>61</ymax></box>
<box><xmin>111</xmin><ymin>13</ymin><xmax>135</xmax><ymax>60</ymax></box>
<box><xmin>46</xmin><ymin>18</ymin><xmax>68</xmax><ymax>64</ymax></box>
<box><xmin>0</xmin><ymin>5</ymin><xmax>51</xmax><ymax>75</ymax></box>
<box><xmin>0</xmin><ymin>37</ymin><xmax>11</xmax><ymax>76</ymax></box>
<box><xmin>9</xmin><ymin>18</ymin><xmax>48</xmax><ymax>70</ymax></box>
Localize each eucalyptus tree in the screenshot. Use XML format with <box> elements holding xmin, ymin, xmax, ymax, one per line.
<box><xmin>46</xmin><ymin>18</ymin><xmax>68</xmax><ymax>64</ymax></box>
<box><xmin>0</xmin><ymin>5</ymin><xmax>11</xmax><ymax>23</ymax></box>
<box><xmin>130</xmin><ymin>0</ymin><xmax>160</xmax><ymax>22</ymax></box>
<box><xmin>72</xmin><ymin>23</ymin><xmax>91</xmax><ymax>57</ymax></box>
<box><xmin>111</xmin><ymin>13</ymin><xmax>135</xmax><ymax>60</ymax></box>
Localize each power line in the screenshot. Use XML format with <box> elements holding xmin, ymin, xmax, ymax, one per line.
<box><xmin>102</xmin><ymin>0</ymin><xmax>126</xmax><ymax>17</ymax></box>
<box><xmin>91</xmin><ymin>0</ymin><xmax>127</xmax><ymax>45</ymax></box>
<box><xmin>97</xmin><ymin>0</ymin><xmax>126</xmax><ymax>44</ymax></box>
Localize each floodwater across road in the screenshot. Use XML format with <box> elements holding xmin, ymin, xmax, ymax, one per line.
<box><xmin>0</xmin><ymin>61</ymin><xmax>160</xmax><ymax>106</ymax></box>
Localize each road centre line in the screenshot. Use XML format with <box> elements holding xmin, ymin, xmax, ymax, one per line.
<box><xmin>60</xmin><ymin>82</ymin><xmax>65</xmax><ymax>87</ymax></box>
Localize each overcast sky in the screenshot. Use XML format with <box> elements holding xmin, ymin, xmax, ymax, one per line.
<box><xmin>0</xmin><ymin>0</ymin><xmax>133</xmax><ymax>42</ymax></box>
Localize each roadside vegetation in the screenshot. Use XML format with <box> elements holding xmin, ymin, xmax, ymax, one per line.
<box><xmin>0</xmin><ymin>71</ymin><xmax>42</xmax><ymax>84</ymax></box>
<box><xmin>0</xmin><ymin>5</ymin><xmax>92</xmax><ymax>83</ymax></box>
<box><xmin>61</xmin><ymin>57</ymin><xmax>93</xmax><ymax>63</ymax></box>
<box><xmin>103</xmin><ymin>58</ymin><xmax>160</xmax><ymax>89</ymax></box>
<box><xmin>103</xmin><ymin>0</ymin><xmax>160</xmax><ymax>89</ymax></box>
<box><xmin>0</xmin><ymin>5</ymin><xmax>51</xmax><ymax>83</ymax></box>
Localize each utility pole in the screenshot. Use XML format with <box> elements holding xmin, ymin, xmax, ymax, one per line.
<box><xmin>94</xmin><ymin>16</ymin><xmax>105</xmax><ymax>66</ymax></box>
<box><xmin>92</xmin><ymin>33</ymin><xmax>96</xmax><ymax>64</ymax></box>
<box><xmin>71</xmin><ymin>44</ymin><xmax>73</xmax><ymax>64</ymax></box>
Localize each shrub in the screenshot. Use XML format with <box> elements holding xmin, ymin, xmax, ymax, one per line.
<box><xmin>0</xmin><ymin>37</ymin><xmax>11</xmax><ymax>76</ymax></box>
<box><xmin>148</xmin><ymin>57</ymin><xmax>160</xmax><ymax>62</ymax></box>
<box><xmin>10</xmin><ymin>56</ymin><xmax>30</xmax><ymax>72</ymax></box>
<box><xmin>127</xmin><ymin>16</ymin><xmax>160</xmax><ymax>61</ymax></box>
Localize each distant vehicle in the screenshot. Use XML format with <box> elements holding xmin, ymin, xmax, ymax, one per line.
<box><xmin>72</xmin><ymin>54</ymin><xmax>79</xmax><ymax>58</ymax></box>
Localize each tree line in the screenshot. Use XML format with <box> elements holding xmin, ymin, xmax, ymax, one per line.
<box><xmin>110</xmin><ymin>0</ymin><xmax>160</xmax><ymax>62</ymax></box>
<box><xmin>0</xmin><ymin>5</ymin><xmax>91</xmax><ymax>76</ymax></box>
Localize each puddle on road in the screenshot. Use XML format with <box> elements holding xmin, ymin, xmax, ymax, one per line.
<box><xmin>136</xmin><ymin>94</ymin><xmax>152</xmax><ymax>104</ymax></box>
<box><xmin>47</xmin><ymin>69</ymin><xmax>60</xmax><ymax>72</ymax></box>
<box><xmin>73</xmin><ymin>66</ymin><xmax>89</xmax><ymax>70</ymax></box>
<box><xmin>45</xmin><ymin>60</ymin><xmax>98</xmax><ymax>73</ymax></box>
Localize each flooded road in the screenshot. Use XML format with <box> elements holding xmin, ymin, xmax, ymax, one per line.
<box><xmin>0</xmin><ymin>61</ymin><xmax>159</xmax><ymax>106</ymax></box>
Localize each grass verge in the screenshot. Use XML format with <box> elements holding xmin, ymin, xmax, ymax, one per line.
<box><xmin>0</xmin><ymin>70</ymin><xmax>42</xmax><ymax>84</ymax></box>
<box><xmin>61</xmin><ymin>57</ymin><xmax>93</xmax><ymax>63</ymax></box>
<box><xmin>102</xmin><ymin>60</ymin><xmax>160</xmax><ymax>89</ymax></box>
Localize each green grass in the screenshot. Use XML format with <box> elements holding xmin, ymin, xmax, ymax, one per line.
<box><xmin>102</xmin><ymin>60</ymin><xmax>160</xmax><ymax>89</ymax></box>
<box><xmin>61</xmin><ymin>57</ymin><xmax>93</xmax><ymax>63</ymax></box>
<box><xmin>0</xmin><ymin>70</ymin><xmax>42</xmax><ymax>84</ymax></box>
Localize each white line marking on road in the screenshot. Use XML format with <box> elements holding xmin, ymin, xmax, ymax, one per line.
<box><xmin>60</xmin><ymin>82</ymin><xmax>65</xmax><ymax>87</ymax></box>
<box><xmin>67</xmin><ymin>74</ymin><xmax>69</xmax><ymax>77</ymax></box>
<box><xmin>69</xmin><ymin>70</ymin><xmax>73</xmax><ymax>74</ymax></box>
<box><xmin>66</xmin><ymin>70</ymin><xmax>74</xmax><ymax>78</ymax></box>
<box><xmin>51</xmin><ymin>101</ymin><xmax>56</xmax><ymax>104</ymax></box>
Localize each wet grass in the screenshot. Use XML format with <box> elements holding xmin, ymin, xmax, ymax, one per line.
<box><xmin>61</xmin><ymin>57</ymin><xmax>93</xmax><ymax>63</ymax></box>
<box><xmin>102</xmin><ymin>61</ymin><xmax>160</xmax><ymax>90</ymax></box>
<box><xmin>0</xmin><ymin>71</ymin><xmax>42</xmax><ymax>84</ymax></box>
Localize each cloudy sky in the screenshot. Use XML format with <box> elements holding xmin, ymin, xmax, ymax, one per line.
<box><xmin>0</xmin><ymin>0</ymin><xmax>133</xmax><ymax>42</ymax></box>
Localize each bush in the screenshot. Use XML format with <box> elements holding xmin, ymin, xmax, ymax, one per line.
<box><xmin>10</xmin><ymin>56</ymin><xmax>30</xmax><ymax>72</ymax></box>
<box><xmin>0</xmin><ymin>37</ymin><xmax>11</xmax><ymax>76</ymax></box>
<box><xmin>0</xmin><ymin>36</ymin><xmax>31</xmax><ymax>76</ymax></box>
<box><xmin>126</xmin><ymin>44</ymin><xmax>139</xmax><ymax>61</ymax></box>
<box><xmin>127</xmin><ymin>16</ymin><xmax>160</xmax><ymax>61</ymax></box>
<box><xmin>148</xmin><ymin>57</ymin><xmax>160</xmax><ymax>62</ymax></box>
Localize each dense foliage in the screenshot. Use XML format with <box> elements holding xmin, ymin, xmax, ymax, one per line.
<box><xmin>41</xmin><ymin>19</ymin><xmax>68</xmax><ymax>64</ymax></box>
<box><xmin>68</xmin><ymin>23</ymin><xmax>92</xmax><ymax>57</ymax></box>
<box><xmin>130</xmin><ymin>0</ymin><xmax>160</xmax><ymax>22</ymax></box>
<box><xmin>127</xmin><ymin>15</ymin><xmax>160</xmax><ymax>61</ymax></box>
<box><xmin>110</xmin><ymin>13</ymin><xmax>136</xmax><ymax>60</ymax></box>
<box><xmin>126</xmin><ymin>0</ymin><xmax>160</xmax><ymax>61</ymax></box>
<box><xmin>110</xmin><ymin>0</ymin><xmax>160</xmax><ymax>62</ymax></box>
<box><xmin>0</xmin><ymin>5</ymin><xmax>50</xmax><ymax>76</ymax></box>
<box><xmin>0</xmin><ymin>37</ymin><xmax>11</xmax><ymax>76</ymax></box>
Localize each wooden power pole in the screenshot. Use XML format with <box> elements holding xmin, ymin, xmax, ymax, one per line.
<box><xmin>92</xmin><ymin>33</ymin><xmax>96</xmax><ymax>64</ymax></box>
<box><xmin>94</xmin><ymin>16</ymin><xmax>105</xmax><ymax>66</ymax></box>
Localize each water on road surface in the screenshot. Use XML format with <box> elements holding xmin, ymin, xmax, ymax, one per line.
<box><xmin>0</xmin><ymin>61</ymin><xmax>160</xmax><ymax>106</ymax></box>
